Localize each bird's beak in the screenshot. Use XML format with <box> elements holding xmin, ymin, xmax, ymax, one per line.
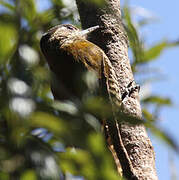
<box><xmin>78</xmin><ymin>25</ymin><xmax>99</xmax><ymax>37</ymax></box>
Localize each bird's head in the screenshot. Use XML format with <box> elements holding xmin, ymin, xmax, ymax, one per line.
<box><xmin>40</xmin><ymin>24</ymin><xmax>99</xmax><ymax>55</ymax></box>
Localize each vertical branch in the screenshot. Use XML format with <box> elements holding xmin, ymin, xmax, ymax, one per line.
<box><xmin>76</xmin><ymin>0</ymin><xmax>158</xmax><ymax>179</ymax></box>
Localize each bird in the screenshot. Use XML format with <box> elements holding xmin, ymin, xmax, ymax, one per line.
<box><xmin>40</xmin><ymin>24</ymin><xmax>137</xmax><ymax>177</ymax></box>
<box><xmin>40</xmin><ymin>24</ymin><xmax>121</xmax><ymax>101</ymax></box>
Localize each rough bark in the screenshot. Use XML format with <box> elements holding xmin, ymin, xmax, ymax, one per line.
<box><xmin>75</xmin><ymin>0</ymin><xmax>158</xmax><ymax>179</ymax></box>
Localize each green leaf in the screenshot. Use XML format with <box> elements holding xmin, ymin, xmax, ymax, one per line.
<box><xmin>52</xmin><ymin>101</ymin><xmax>78</xmax><ymax>115</ymax></box>
<box><xmin>123</xmin><ymin>6</ymin><xmax>144</xmax><ymax>67</ymax></box>
<box><xmin>19</xmin><ymin>0</ymin><xmax>37</xmax><ymax>24</ymax></box>
<box><xmin>29</xmin><ymin>112</ymin><xmax>67</xmax><ymax>134</ymax></box>
<box><xmin>123</xmin><ymin>6</ymin><xmax>139</xmax><ymax>47</ymax></box>
<box><xmin>142</xmin><ymin>41</ymin><xmax>168</xmax><ymax>62</ymax></box>
<box><xmin>59</xmin><ymin>148</ymin><xmax>96</xmax><ymax>179</ymax></box>
<box><xmin>51</xmin><ymin>0</ymin><xmax>64</xmax><ymax>6</ymax></box>
<box><xmin>143</xmin><ymin>109</ymin><xmax>154</xmax><ymax>122</ymax></box>
<box><xmin>37</xmin><ymin>9</ymin><xmax>55</xmax><ymax>25</ymax></box>
<box><xmin>147</xmin><ymin>124</ymin><xmax>178</xmax><ymax>152</ymax></box>
<box><xmin>0</xmin><ymin>23</ymin><xmax>18</xmax><ymax>63</ymax></box>
<box><xmin>20</xmin><ymin>170</ymin><xmax>37</xmax><ymax>180</ymax></box>
<box><xmin>87</xmin><ymin>133</ymin><xmax>105</xmax><ymax>155</ymax></box>
<box><xmin>143</xmin><ymin>96</ymin><xmax>172</xmax><ymax>106</ymax></box>
<box><xmin>0</xmin><ymin>0</ymin><xmax>15</xmax><ymax>11</ymax></box>
<box><xmin>83</xmin><ymin>96</ymin><xmax>113</xmax><ymax>118</ymax></box>
<box><xmin>87</xmin><ymin>133</ymin><xmax>121</xmax><ymax>180</ymax></box>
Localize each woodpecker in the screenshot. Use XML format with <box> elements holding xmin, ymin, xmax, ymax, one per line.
<box><xmin>40</xmin><ymin>24</ymin><xmax>137</xmax><ymax>177</ymax></box>
<box><xmin>40</xmin><ymin>24</ymin><xmax>120</xmax><ymax>103</ymax></box>
<box><xmin>40</xmin><ymin>25</ymin><xmax>97</xmax><ymax>100</ymax></box>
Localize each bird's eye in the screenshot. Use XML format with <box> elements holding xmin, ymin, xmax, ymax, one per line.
<box><xmin>67</xmin><ymin>26</ymin><xmax>74</xmax><ymax>30</ymax></box>
<box><xmin>65</xmin><ymin>25</ymin><xmax>76</xmax><ymax>30</ymax></box>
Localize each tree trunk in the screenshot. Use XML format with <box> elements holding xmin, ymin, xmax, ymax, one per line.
<box><xmin>75</xmin><ymin>0</ymin><xmax>158</xmax><ymax>179</ymax></box>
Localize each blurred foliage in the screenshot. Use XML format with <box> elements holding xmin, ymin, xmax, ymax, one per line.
<box><xmin>123</xmin><ymin>4</ymin><xmax>178</xmax><ymax>152</ymax></box>
<box><xmin>0</xmin><ymin>0</ymin><xmax>178</xmax><ymax>179</ymax></box>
